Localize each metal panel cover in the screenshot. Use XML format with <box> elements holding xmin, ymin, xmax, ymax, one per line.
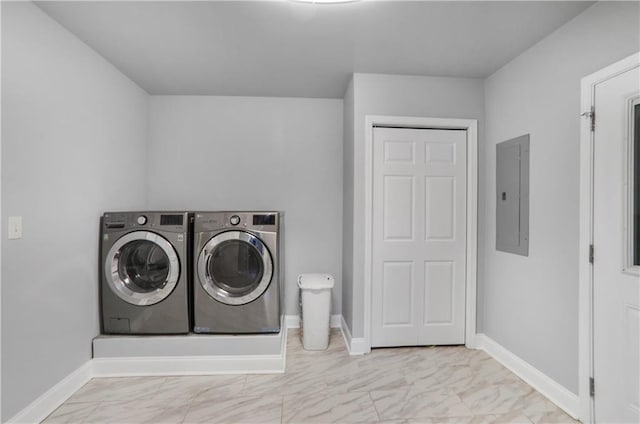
<box><xmin>496</xmin><ymin>134</ymin><xmax>529</xmax><ymax>256</ymax></box>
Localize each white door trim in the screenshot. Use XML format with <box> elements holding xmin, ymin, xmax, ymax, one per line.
<box><xmin>364</xmin><ymin>115</ymin><xmax>478</xmax><ymax>352</ymax></box>
<box><xmin>579</xmin><ymin>52</ymin><xmax>640</xmax><ymax>424</ymax></box>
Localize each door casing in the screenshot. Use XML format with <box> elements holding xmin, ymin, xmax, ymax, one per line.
<box><xmin>579</xmin><ymin>52</ymin><xmax>640</xmax><ymax>424</ymax></box>
<box><xmin>364</xmin><ymin>115</ymin><xmax>478</xmax><ymax>352</ymax></box>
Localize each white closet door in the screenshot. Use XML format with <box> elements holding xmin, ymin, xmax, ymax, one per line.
<box><xmin>371</xmin><ymin>127</ymin><xmax>467</xmax><ymax>347</ymax></box>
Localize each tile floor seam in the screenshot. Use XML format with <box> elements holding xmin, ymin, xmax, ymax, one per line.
<box><xmin>178</xmin><ymin>395</ymin><xmax>198</xmax><ymax>424</ymax></box>
<box><xmin>367</xmin><ymin>391</ymin><xmax>381</xmax><ymax>422</ymax></box>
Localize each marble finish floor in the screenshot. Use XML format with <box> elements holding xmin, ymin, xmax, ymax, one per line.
<box><xmin>42</xmin><ymin>330</ymin><xmax>578</xmax><ymax>423</ymax></box>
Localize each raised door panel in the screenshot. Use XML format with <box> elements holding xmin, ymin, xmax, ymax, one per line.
<box><xmin>382</xmin><ymin>262</ymin><xmax>414</xmax><ymax>326</ymax></box>
<box><xmin>383</xmin><ymin>176</ymin><xmax>414</xmax><ymax>241</ymax></box>
<box><xmin>425</xmin><ymin>177</ymin><xmax>455</xmax><ymax>241</ymax></box>
<box><xmin>384</xmin><ymin>140</ymin><xmax>415</xmax><ymax>163</ymax></box>
<box><xmin>424</xmin><ymin>261</ymin><xmax>454</xmax><ymax>325</ymax></box>
<box><xmin>425</xmin><ymin>142</ymin><xmax>456</xmax><ymax>165</ymax></box>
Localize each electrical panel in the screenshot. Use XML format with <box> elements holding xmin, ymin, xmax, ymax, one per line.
<box><xmin>496</xmin><ymin>134</ymin><xmax>529</xmax><ymax>256</ymax></box>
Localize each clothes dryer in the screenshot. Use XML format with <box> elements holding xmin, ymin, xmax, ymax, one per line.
<box><xmin>100</xmin><ymin>211</ymin><xmax>190</xmax><ymax>334</ymax></box>
<box><xmin>193</xmin><ymin>211</ymin><xmax>281</xmax><ymax>334</ymax></box>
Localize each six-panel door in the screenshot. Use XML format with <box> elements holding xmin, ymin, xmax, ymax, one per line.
<box><xmin>371</xmin><ymin>127</ymin><xmax>467</xmax><ymax>347</ymax></box>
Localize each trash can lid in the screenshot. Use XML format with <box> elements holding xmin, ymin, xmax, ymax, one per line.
<box><xmin>298</xmin><ymin>273</ymin><xmax>335</xmax><ymax>289</ymax></box>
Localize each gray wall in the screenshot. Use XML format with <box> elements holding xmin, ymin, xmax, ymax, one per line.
<box><xmin>343</xmin><ymin>73</ymin><xmax>485</xmax><ymax>337</ymax></box>
<box><xmin>482</xmin><ymin>1</ymin><xmax>639</xmax><ymax>394</ymax></box>
<box><xmin>147</xmin><ymin>96</ymin><xmax>343</xmax><ymax>316</ymax></box>
<box><xmin>1</xmin><ymin>2</ymin><xmax>149</xmax><ymax>420</ymax></box>
<box><xmin>342</xmin><ymin>78</ymin><xmax>355</xmax><ymax>331</ymax></box>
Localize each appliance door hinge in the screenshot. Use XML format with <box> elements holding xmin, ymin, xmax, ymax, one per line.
<box><xmin>582</xmin><ymin>107</ymin><xmax>595</xmax><ymax>132</ymax></box>
<box><xmin>589</xmin><ymin>244</ymin><xmax>594</xmax><ymax>264</ymax></box>
<box><xmin>590</xmin><ymin>377</ymin><xmax>595</xmax><ymax>397</ymax></box>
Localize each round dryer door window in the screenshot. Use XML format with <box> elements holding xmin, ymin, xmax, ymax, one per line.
<box><xmin>198</xmin><ymin>231</ymin><xmax>273</xmax><ymax>305</ymax></box>
<box><xmin>105</xmin><ymin>231</ymin><xmax>180</xmax><ymax>306</ymax></box>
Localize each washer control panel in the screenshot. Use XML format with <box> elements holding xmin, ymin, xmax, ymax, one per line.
<box><xmin>103</xmin><ymin>212</ymin><xmax>189</xmax><ymax>231</ymax></box>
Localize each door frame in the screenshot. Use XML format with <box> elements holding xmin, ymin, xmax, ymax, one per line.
<box><xmin>579</xmin><ymin>52</ymin><xmax>640</xmax><ymax>424</ymax></box>
<box><xmin>364</xmin><ymin>115</ymin><xmax>478</xmax><ymax>351</ymax></box>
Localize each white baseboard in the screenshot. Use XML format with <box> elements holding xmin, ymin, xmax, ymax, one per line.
<box><xmin>9</xmin><ymin>329</ymin><xmax>287</xmax><ymax>423</ymax></box>
<box><xmin>475</xmin><ymin>334</ymin><xmax>580</xmax><ymax>419</ymax></box>
<box><xmin>285</xmin><ymin>314</ymin><xmax>342</xmax><ymax>329</ymax></box>
<box><xmin>339</xmin><ymin>315</ymin><xmax>353</xmax><ymax>354</ymax></box>
<box><xmin>286</xmin><ymin>314</ymin><xmax>369</xmax><ymax>356</ymax></box>
<box><xmin>7</xmin><ymin>361</ymin><xmax>93</xmax><ymax>424</ymax></box>
<box><xmin>92</xmin><ymin>353</ymin><xmax>284</xmax><ymax>377</ymax></box>
<box><xmin>94</xmin><ymin>327</ymin><xmax>287</xmax><ymax>377</ymax></box>
<box><xmin>339</xmin><ymin>315</ymin><xmax>368</xmax><ymax>355</ymax></box>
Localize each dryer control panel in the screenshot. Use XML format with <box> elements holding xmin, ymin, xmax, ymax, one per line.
<box><xmin>194</xmin><ymin>211</ymin><xmax>279</xmax><ymax>232</ymax></box>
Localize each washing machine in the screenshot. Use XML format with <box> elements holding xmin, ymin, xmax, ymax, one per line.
<box><xmin>100</xmin><ymin>211</ymin><xmax>191</xmax><ymax>334</ymax></box>
<box><xmin>193</xmin><ymin>211</ymin><xmax>282</xmax><ymax>334</ymax></box>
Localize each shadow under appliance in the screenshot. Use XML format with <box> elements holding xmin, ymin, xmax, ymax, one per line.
<box><xmin>193</xmin><ymin>211</ymin><xmax>282</xmax><ymax>334</ymax></box>
<box><xmin>100</xmin><ymin>211</ymin><xmax>190</xmax><ymax>334</ymax></box>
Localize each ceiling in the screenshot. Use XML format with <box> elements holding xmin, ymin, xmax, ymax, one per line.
<box><xmin>35</xmin><ymin>1</ymin><xmax>593</xmax><ymax>98</ymax></box>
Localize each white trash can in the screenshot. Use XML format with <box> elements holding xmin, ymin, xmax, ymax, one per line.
<box><xmin>298</xmin><ymin>273</ymin><xmax>335</xmax><ymax>351</ymax></box>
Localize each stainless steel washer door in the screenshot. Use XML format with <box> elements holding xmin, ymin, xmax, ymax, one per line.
<box><xmin>198</xmin><ymin>231</ymin><xmax>273</xmax><ymax>305</ymax></box>
<box><xmin>105</xmin><ymin>231</ymin><xmax>180</xmax><ymax>306</ymax></box>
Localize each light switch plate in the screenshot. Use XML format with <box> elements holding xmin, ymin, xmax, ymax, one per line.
<box><xmin>8</xmin><ymin>216</ymin><xmax>22</xmax><ymax>240</ymax></box>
